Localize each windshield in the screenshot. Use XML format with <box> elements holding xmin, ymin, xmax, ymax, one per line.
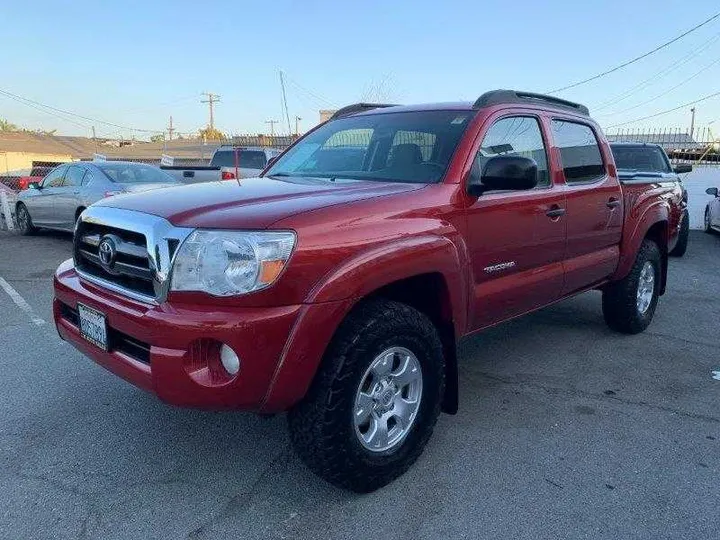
<box><xmin>265</xmin><ymin>110</ymin><xmax>475</xmax><ymax>183</ymax></box>
<box><xmin>611</xmin><ymin>145</ymin><xmax>670</xmax><ymax>172</ymax></box>
<box><xmin>210</xmin><ymin>149</ymin><xmax>267</xmax><ymax>169</ymax></box>
<box><xmin>98</xmin><ymin>163</ymin><xmax>177</xmax><ymax>184</ymax></box>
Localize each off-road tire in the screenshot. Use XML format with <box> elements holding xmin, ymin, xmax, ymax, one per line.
<box><xmin>602</xmin><ymin>239</ymin><xmax>661</xmax><ymax>334</ymax></box>
<box><xmin>669</xmin><ymin>209</ymin><xmax>689</xmax><ymax>257</ymax></box>
<box><xmin>16</xmin><ymin>203</ymin><xmax>36</xmax><ymax>236</ymax></box>
<box><xmin>288</xmin><ymin>299</ymin><xmax>445</xmax><ymax>493</ymax></box>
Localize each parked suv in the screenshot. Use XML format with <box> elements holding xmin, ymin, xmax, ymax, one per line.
<box><xmin>54</xmin><ymin>90</ymin><xmax>685</xmax><ymax>491</ymax></box>
<box><xmin>610</xmin><ymin>142</ymin><xmax>691</xmax><ymax>256</ymax></box>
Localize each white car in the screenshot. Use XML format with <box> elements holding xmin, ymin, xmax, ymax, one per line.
<box><xmin>705</xmin><ymin>186</ymin><xmax>720</xmax><ymax>233</ymax></box>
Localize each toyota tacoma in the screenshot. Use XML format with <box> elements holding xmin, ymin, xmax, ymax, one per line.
<box><xmin>54</xmin><ymin>90</ymin><xmax>685</xmax><ymax>492</ymax></box>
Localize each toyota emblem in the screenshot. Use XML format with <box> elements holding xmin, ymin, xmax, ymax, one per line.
<box><xmin>98</xmin><ymin>237</ymin><xmax>117</xmax><ymax>269</ymax></box>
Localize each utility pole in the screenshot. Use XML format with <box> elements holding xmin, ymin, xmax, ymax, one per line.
<box><xmin>265</xmin><ymin>119</ymin><xmax>278</xmax><ymax>137</ymax></box>
<box><xmin>690</xmin><ymin>107</ymin><xmax>696</xmax><ymax>139</ymax></box>
<box><xmin>201</xmin><ymin>92</ymin><xmax>220</xmax><ymax>129</ymax></box>
<box><xmin>167</xmin><ymin>115</ymin><xmax>175</xmax><ymax>141</ymax></box>
<box><xmin>294</xmin><ymin>116</ymin><xmax>302</xmax><ymax>136</ymax></box>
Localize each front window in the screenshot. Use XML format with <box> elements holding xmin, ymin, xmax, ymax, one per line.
<box><xmin>265</xmin><ymin>110</ymin><xmax>475</xmax><ymax>183</ymax></box>
<box><xmin>611</xmin><ymin>145</ymin><xmax>670</xmax><ymax>173</ymax></box>
<box><xmin>97</xmin><ymin>163</ymin><xmax>177</xmax><ymax>184</ymax></box>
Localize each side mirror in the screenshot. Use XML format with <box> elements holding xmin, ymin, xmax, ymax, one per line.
<box><xmin>674</xmin><ymin>164</ymin><xmax>692</xmax><ymax>174</ymax></box>
<box><xmin>706</xmin><ymin>187</ymin><xmax>719</xmax><ymax>197</ymax></box>
<box><xmin>467</xmin><ymin>155</ymin><xmax>538</xmax><ymax>196</ymax></box>
<box><xmin>28</xmin><ymin>182</ymin><xmax>40</xmax><ymax>190</ymax></box>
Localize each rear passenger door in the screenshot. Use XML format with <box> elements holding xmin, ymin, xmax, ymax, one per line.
<box><xmin>551</xmin><ymin>120</ymin><xmax>623</xmax><ymax>294</ymax></box>
<box><xmin>465</xmin><ymin>114</ymin><xmax>567</xmax><ymax>330</ymax></box>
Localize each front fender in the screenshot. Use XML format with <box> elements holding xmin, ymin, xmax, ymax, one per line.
<box><xmin>306</xmin><ymin>234</ymin><xmax>469</xmax><ymax>332</ymax></box>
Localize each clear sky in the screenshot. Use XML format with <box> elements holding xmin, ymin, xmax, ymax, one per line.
<box><xmin>2</xmin><ymin>0</ymin><xmax>719</xmax><ymax>140</ymax></box>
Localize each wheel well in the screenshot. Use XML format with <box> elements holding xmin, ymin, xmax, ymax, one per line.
<box><xmin>370</xmin><ymin>273</ymin><xmax>458</xmax><ymax>414</ymax></box>
<box><xmin>645</xmin><ymin>221</ymin><xmax>668</xmax><ymax>295</ymax></box>
<box><xmin>75</xmin><ymin>207</ymin><xmax>86</xmax><ymax>221</ymax></box>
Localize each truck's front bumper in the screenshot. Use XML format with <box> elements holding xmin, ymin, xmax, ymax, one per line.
<box><xmin>53</xmin><ymin>259</ymin><xmax>350</xmax><ymax>412</ymax></box>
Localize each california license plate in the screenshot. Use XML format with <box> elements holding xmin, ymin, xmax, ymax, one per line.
<box><xmin>77</xmin><ymin>303</ymin><xmax>108</xmax><ymax>351</ymax></box>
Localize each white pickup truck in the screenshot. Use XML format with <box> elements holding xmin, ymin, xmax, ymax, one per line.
<box><xmin>160</xmin><ymin>146</ymin><xmax>282</xmax><ymax>183</ymax></box>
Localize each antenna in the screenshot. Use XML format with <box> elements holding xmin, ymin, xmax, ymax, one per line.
<box><xmin>280</xmin><ymin>70</ymin><xmax>292</xmax><ymax>135</ymax></box>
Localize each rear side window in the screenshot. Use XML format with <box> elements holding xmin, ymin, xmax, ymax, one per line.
<box><xmin>210</xmin><ymin>150</ymin><xmax>267</xmax><ymax>169</ymax></box>
<box><xmin>64</xmin><ymin>166</ymin><xmax>85</xmax><ymax>187</ymax></box>
<box><xmin>551</xmin><ymin>120</ymin><xmax>605</xmax><ymax>183</ymax></box>
<box><xmin>475</xmin><ymin>116</ymin><xmax>550</xmax><ymax>187</ymax></box>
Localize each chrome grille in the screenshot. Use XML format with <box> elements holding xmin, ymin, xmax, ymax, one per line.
<box><xmin>73</xmin><ymin>207</ymin><xmax>194</xmax><ymax>304</ymax></box>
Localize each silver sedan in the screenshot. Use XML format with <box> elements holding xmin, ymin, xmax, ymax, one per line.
<box><xmin>16</xmin><ymin>161</ymin><xmax>179</xmax><ymax>234</ymax></box>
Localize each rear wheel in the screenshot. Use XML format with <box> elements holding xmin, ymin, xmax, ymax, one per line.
<box><xmin>288</xmin><ymin>299</ymin><xmax>445</xmax><ymax>492</ymax></box>
<box><xmin>669</xmin><ymin>209</ymin><xmax>689</xmax><ymax>257</ymax></box>
<box><xmin>602</xmin><ymin>239</ymin><xmax>661</xmax><ymax>334</ymax></box>
<box><xmin>16</xmin><ymin>203</ymin><xmax>36</xmax><ymax>236</ymax></box>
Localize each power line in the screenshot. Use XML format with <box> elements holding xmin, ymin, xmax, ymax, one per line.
<box><xmin>284</xmin><ymin>74</ymin><xmax>338</xmax><ymax>108</ymax></box>
<box><xmin>0</xmin><ymin>88</ymin><xmax>164</xmax><ymax>133</ymax></box>
<box><xmin>548</xmin><ymin>11</ymin><xmax>720</xmax><ymax>94</ymax></box>
<box><xmin>600</xmin><ymin>55</ymin><xmax>720</xmax><ymax>117</ymax></box>
<box><xmin>594</xmin><ymin>30</ymin><xmax>720</xmax><ymax>110</ymax></box>
<box><xmin>604</xmin><ymin>91</ymin><xmax>720</xmax><ymax>128</ymax></box>
<box><xmin>0</xmin><ymin>90</ymin><xmax>90</xmax><ymax>130</ymax></box>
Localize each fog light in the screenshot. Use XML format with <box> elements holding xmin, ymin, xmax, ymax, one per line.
<box><xmin>220</xmin><ymin>344</ymin><xmax>240</xmax><ymax>375</ymax></box>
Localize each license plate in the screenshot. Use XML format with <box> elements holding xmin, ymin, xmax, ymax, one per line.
<box><xmin>77</xmin><ymin>303</ymin><xmax>108</xmax><ymax>351</ymax></box>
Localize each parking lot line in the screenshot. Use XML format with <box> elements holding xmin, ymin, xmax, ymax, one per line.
<box><xmin>0</xmin><ymin>275</ymin><xmax>46</xmax><ymax>326</ymax></box>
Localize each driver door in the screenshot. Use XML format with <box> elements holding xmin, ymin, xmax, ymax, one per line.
<box><xmin>27</xmin><ymin>165</ymin><xmax>67</xmax><ymax>225</ymax></box>
<box><xmin>465</xmin><ymin>114</ymin><xmax>567</xmax><ymax>330</ymax></box>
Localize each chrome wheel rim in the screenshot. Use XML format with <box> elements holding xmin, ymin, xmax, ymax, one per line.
<box><xmin>18</xmin><ymin>206</ymin><xmax>29</xmax><ymax>231</ymax></box>
<box><xmin>353</xmin><ymin>347</ymin><xmax>423</xmax><ymax>453</ymax></box>
<box><xmin>636</xmin><ymin>261</ymin><xmax>655</xmax><ymax>315</ymax></box>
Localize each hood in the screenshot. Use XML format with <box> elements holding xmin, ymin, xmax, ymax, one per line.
<box><xmin>95</xmin><ymin>176</ymin><xmax>424</xmax><ymax>229</ymax></box>
<box><xmin>119</xmin><ymin>182</ymin><xmax>179</xmax><ymax>193</ymax></box>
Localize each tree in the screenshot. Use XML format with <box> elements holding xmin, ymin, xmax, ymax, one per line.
<box><xmin>198</xmin><ymin>126</ymin><xmax>226</xmax><ymax>141</ymax></box>
<box><xmin>150</xmin><ymin>133</ymin><xmax>165</xmax><ymax>143</ymax></box>
<box><xmin>0</xmin><ymin>118</ymin><xmax>19</xmax><ymax>132</ymax></box>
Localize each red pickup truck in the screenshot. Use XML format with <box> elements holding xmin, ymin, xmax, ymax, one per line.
<box><xmin>53</xmin><ymin>90</ymin><xmax>684</xmax><ymax>492</ymax></box>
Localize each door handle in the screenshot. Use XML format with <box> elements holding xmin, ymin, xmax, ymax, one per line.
<box><xmin>607</xmin><ymin>198</ymin><xmax>621</xmax><ymax>208</ymax></box>
<box><xmin>546</xmin><ymin>206</ymin><xmax>566</xmax><ymax>218</ymax></box>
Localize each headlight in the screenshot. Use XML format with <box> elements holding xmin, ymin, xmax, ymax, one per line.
<box><xmin>170</xmin><ymin>230</ymin><xmax>296</xmax><ymax>296</ymax></box>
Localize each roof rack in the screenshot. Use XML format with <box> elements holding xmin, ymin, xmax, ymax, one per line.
<box><xmin>329</xmin><ymin>103</ymin><xmax>399</xmax><ymax>120</ymax></box>
<box><xmin>473</xmin><ymin>90</ymin><xmax>589</xmax><ymax>116</ymax></box>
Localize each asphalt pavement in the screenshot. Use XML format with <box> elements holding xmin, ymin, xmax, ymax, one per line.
<box><xmin>0</xmin><ymin>229</ymin><xmax>719</xmax><ymax>540</ymax></box>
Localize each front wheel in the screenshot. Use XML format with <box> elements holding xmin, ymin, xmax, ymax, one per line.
<box><xmin>288</xmin><ymin>299</ymin><xmax>445</xmax><ymax>492</ymax></box>
<box><xmin>669</xmin><ymin>209</ymin><xmax>689</xmax><ymax>257</ymax></box>
<box><xmin>16</xmin><ymin>203</ymin><xmax>36</xmax><ymax>236</ymax></box>
<box><xmin>602</xmin><ymin>239</ymin><xmax>661</xmax><ymax>334</ymax></box>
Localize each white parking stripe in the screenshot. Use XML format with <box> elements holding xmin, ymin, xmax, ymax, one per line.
<box><xmin>0</xmin><ymin>276</ymin><xmax>46</xmax><ymax>326</ymax></box>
